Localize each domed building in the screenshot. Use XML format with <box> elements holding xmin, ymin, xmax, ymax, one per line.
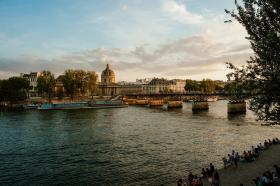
<box><xmin>101</xmin><ymin>64</ymin><xmax>115</xmax><ymax>84</ymax></box>
<box><xmin>97</xmin><ymin>63</ymin><xmax>144</xmax><ymax>96</ymax></box>
<box><xmin>98</xmin><ymin>64</ymin><xmax>120</xmax><ymax>96</ymax></box>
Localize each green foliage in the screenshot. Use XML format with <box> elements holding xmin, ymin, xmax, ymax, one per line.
<box><xmin>200</xmin><ymin>79</ymin><xmax>216</xmax><ymax>93</ymax></box>
<box><xmin>184</xmin><ymin>79</ymin><xmax>200</xmax><ymax>92</ymax></box>
<box><xmin>37</xmin><ymin>70</ymin><xmax>55</xmax><ymax>102</ymax></box>
<box><xmin>62</xmin><ymin>69</ymin><xmax>98</xmax><ymax>99</ymax></box>
<box><xmin>226</xmin><ymin>0</ymin><xmax>280</xmax><ymax>122</ymax></box>
<box><xmin>0</xmin><ymin>77</ymin><xmax>29</xmax><ymax>102</ymax></box>
<box><xmin>74</xmin><ymin>70</ymin><xmax>87</xmax><ymax>96</ymax></box>
<box><xmin>87</xmin><ymin>71</ymin><xmax>98</xmax><ymax>98</ymax></box>
<box><xmin>63</xmin><ymin>70</ymin><xmax>76</xmax><ymax>99</ymax></box>
<box><xmin>185</xmin><ymin>79</ymin><xmax>223</xmax><ymax>93</ymax></box>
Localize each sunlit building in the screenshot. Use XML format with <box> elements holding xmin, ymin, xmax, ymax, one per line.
<box><xmin>98</xmin><ymin>64</ymin><xmax>120</xmax><ymax>96</ymax></box>
<box><xmin>20</xmin><ymin>72</ymin><xmax>41</xmax><ymax>97</ymax></box>
<box><xmin>142</xmin><ymin>78</ymin><xmax>186</xmax><ymax>94</ymax></box>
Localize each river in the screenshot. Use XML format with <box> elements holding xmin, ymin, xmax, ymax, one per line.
<box><xmin>0</xmin><ymin>101</ymin><xmax>279</xmax><ymax>185</ymax></box>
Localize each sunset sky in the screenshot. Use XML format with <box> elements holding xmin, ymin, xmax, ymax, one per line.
<box><xmin>0</xmin><ymin>0</ymin><xmax>252</xmax><ymax>81</ymax></box>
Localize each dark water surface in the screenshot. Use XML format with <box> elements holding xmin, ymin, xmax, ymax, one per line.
<box><xmin>0</xmin><ymin>101</ymin><xmax>279</xmax><ymax>185</ymax></box>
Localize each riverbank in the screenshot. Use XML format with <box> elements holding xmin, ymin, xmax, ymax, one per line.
<box><xmin>202</xmin><ymin>143</ymin><xmax>280</xmax><ymax>186</ymax></box>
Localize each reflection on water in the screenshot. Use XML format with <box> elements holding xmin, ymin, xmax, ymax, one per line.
<box><xmin>0</xmin><ymin>100</ymin><xmax>279</xmax><ymax>185</ymax></box>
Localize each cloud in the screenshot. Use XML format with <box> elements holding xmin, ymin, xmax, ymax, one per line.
<box><xmin>162</xmin><ymin>0</ymin><xmax>203</xmax><ymax>24</ymax></box>
<box><xmin>0</xmin><ymin>2</ymin><xmax>252</xmax><ymax>81</ymax></box>
<box><xmin>121</xmin><ymin>4</ymin><xmax>128</xmax><ymax>11</ymax></box>
<box><xmin>0</xmin><ymin>24</ymin><xmax>252</xmax><ymax>81</ymax></box>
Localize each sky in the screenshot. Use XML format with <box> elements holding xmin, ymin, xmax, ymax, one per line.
<box><xmin>0</xmin><ymin>0</ymin><xmax>252</xmax><ymax>81</ymax></box>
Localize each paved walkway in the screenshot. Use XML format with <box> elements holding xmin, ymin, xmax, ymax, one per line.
<box><xmin>202</xmin><ymin>144</ymin><xmax>280</xmax><ymax>186</ymax></box>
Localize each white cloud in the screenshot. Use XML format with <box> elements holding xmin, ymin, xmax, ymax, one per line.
<box><xmin>0</xmin><ymin>24</ymin><xmax>252</xmax><ymax>81</ymax></box>
<box><xmin>162</xmin><ymin>0</ymin><xmax>203</xmax><ymax>24</ymax></box>
<box><xmin>121</xmin><ymin>4</ymin><xmax>128</xmax><ymax>11</ymax></box>
<box><xmin>0</xmin><ymin>1</ymin><xmax>252</xmax><ymax>81</ymax></box>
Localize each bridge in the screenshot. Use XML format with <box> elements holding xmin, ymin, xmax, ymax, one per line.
<box><xmin>123</xmin><ymin>92</ymin><xmax>249</xmax><ymax>100</ymax></box>
<box><xmin>124</xmin><ymin>92</ymin><xmax>227</xmax><ymax>100</ymax></box>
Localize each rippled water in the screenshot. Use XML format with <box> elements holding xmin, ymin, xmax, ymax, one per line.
<box><xmin>0</xmin><ymin>101</ymin><xmax>279</xmax><ymax>185</ymax></box>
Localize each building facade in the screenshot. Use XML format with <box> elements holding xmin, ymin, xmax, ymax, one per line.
<box><xmin>20</xmin><ymin>72</ymin><xmax>41</xmax><ymax>97</ymax></box>
<box><xmin>98</xmin><ymin>64</ymin><xmax>120</xmax><ymax>96</ymax></box>
<box><xmin>142</xmin><ymin>78</ymin><xmax>186</xmax><ymax>94</ymax></box>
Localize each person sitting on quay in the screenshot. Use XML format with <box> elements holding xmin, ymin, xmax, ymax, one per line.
<box><xmin>222</xmin><ymin>156</ymin><xmax>231</xmax><ymax>168</ymax></box>
<box><xmin>177</xmin><ymin>178</ymin><xmax>183</xmax><ymax>186</ymax></box>
<box><xmin>261</xmin><ymin>172</ymin><xmax>270</xmax><ymax>186</ymax></box>
<box><xmin>264</xmin><ymin>140</ymin><xmax>270</xmax><ymax>149</ymax></box>
<box><xmin>191</xmin><ymin>175</ymin><xmax>203</xmax><ymax>186</ymax></box>
<box><xmin>252</xmin><ymin>177</ymin><xmax>262</xmax><ymax>186</ymax></box>
<box><xmin>258</xmin><ymin>142</ymin><xmax>265</xmax><ymax>150</ymax></box>
<box><xmin>272</xmin><ymin>138</ymin><xmax>278</xmax><ymax>145</ymax></box>
<box><xmin>268</xmin><ymin>139</ymin><xmax>273</xmax><ymax>146</ymax></box>
<box><xmin>201</xmin><ymin>168</ymin><xmax>207</xmax><ymax>178</ymax></box>
<box><xmin>187</xmin><ymin>172</ymin><xmax>194</xmax><ymax>186</ymax></box>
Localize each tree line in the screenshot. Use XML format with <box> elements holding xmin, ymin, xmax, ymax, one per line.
<box><xmin>0</xmin><ymin>69</ymin><xmax>98</xmax><ymax>103</ymax></box>
<box><xmin>37</xmin><ymin>69</ymin><xmax>98</xmax><ymax>101</ymax></box>
<box><xmin>184</xmin><ymin>79</ymin><xmax>224</xmax><ymax>93</ymax></box>
<box><xmin>0</xmin><ymin>77</ymin><xmax>30</xmax><ymax>103</ymax></box>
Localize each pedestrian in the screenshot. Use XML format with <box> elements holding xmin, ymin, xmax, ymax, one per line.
<box><xmin>210</xmin><ymin>163</ymin><xmax>215</xmax><ymax>174</ymax></box>
<box><xmin>234</xmin><ymin>152</ymin><xmax>239</xmax><ymax>167</ymax></box>
<box><xmin>212</xmin><ymin>171</ymin><xmax>220</xmax><ymax>186</ymax></box>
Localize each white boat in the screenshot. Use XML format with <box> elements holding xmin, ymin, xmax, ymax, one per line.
<box><xmin>88</xmin><ymin>100</ymin><xmax>127</xmax><ymax>108</ymax></box>
<box><xmin>207</xmin><ymin>97</ymin><xmax>218</xmax><ymax>102</ymax></box>
<box><xmin>23</xmin><ymin>104</ymin><xmax>40</xmax><ymax>109</ymax></box>
<box><xmin>38</xmin><ymin>100</ymin><xmax>126</xmax><ymax>110</ymax></box>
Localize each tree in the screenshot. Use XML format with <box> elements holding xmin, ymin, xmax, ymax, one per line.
<box><xmin>74</xmin><ymin>70</ymin><xmax>87</xmax><ymax>97</ymax></box>
<box><xmin>200</xmin><ymin>79</ymin><xmax>215</xmax><ymax>93</ymax></box>
<box><xmin>87</xmin><ymin>71</ymin><xmax>98</xmax><ymax>99</ymax></box>
<box><xmin>0</xmin><ymin>77</ymin><xmax>29</xmax><ymax>103</ymax></box>
<box><xmin>62</xmin><ymin>69</ymin><xmax>92</xmax><ymax>100</ymax></box>
<box><xmin>185</xmin><ymin>79</ymin><xmax>200</xmax><ymax>92</ymax></box>
<box><xmin>63</xmin><ymin>70</ymin><xmax>76</xmax><ymax>100</ymax></box>
<box><xmin>225</xmin><ymin>0</ymin><xmax>280</xmax><ymax>122</ymax></box>
<box><xmin>37</xmin><ymin>70</ymin><xmax>55</xmax><ymax>102</ymax></box>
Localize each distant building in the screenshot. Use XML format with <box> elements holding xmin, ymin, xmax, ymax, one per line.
<box><xmin>20</xmin><ymin>72</ymin><xmax>41</xmax><ymax>97</ymax></box>
<box><xmin>169</xmin><ymin>79</ymin><xmax>186</xmax><ymax>93</ymax></box>
<box><xmin>98</xmin><ymin>64</ymin><xmax>120</xmax><ymax>96</ymax></box>
<box><xmin>118</xmin><ymin>82</ymin><xmax>142</xmax><ymax>95</ymax></box>
<box><xmin>54</xmin><ymin>75</ymin><xmax>65</xmax><ymax>98</ymax></box>
<box><xmin>142</xmin><ymin>78</ymin><xmax>186</xmax><ymax>94</ymax></box>
<box><xmin>97</xmin><ymin>65</ymin><xmax>149</xmax><ymax>96</ymax></box>
<box><xmin>136</xmin><ymin>78</ymin><xmax>153</xmax><ymax>84</ymax></box>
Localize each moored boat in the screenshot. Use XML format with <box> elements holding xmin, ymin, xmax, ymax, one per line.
<box><xmin>38</xmin><ymin>102</ymin><xmax>88</xmax><ymax>110</ymax></box>
<box><xmin>38</xmin><ymin>100</ymin><xmax>126</xmax><ymax>110</ymax></box>
<box><xmin>207</xmin><ymin>97</ymin><xmax>218</xmax><ymax>102</ymax></box>
<box><xmin>149</xmin><ymin>100</ymin><xmax>164</xmax><ymax>107</ymax></box>
<box><xmin>88</xmin><ymin>100</ymin><xmax>126</xmax><ymax>108</ymax></box>
<box><xmin>23</xmin><ymin>104</ymin><xmax>40</xmax><ymax>109</ymax></box>
<box><xmin>135</xmin><ymin>99</ymin><xmax>149</xmax><ymax>105</ymax></box>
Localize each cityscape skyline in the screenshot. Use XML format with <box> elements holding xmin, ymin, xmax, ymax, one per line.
<box><xmin>0</xmin><ymin>0</ymin><xmax>252</xmax><ymax>81</ymax></box>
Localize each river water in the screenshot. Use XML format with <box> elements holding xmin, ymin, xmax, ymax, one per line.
<box><xmin>0</xmin><ymin>101</ymin><xmax>279</xmax><ymax>185</ymax></box>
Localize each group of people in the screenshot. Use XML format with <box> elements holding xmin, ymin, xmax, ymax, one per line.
<box><xmin>250</xmin><ymin>164</ymin><xmax>280</xmax><ymax>186</ymax></box>
<box><xmin>177</xmin><ymin>163</ymin><xmax>220</xmax><ymax>186</ymax></box>
<box><xmin>222</xmin><ymin>138</ymin><xmax>280</xmax><ymax>168</ymax></box>
<box><xmin>177</xmin><ymin>137</ymin><xmax>280</xmax><ymax>186</ymax></box>
<box><xmin>201</xmin><ymin>163</ymin><xmax>220</xmax><ymax>186</ymax></box>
